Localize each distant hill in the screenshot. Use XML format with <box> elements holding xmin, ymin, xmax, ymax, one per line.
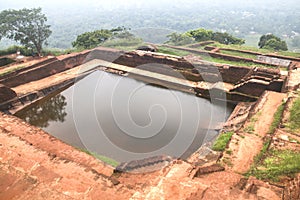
<box><xmin>0</xmin><ymin>0</ymin><xmax>299</xmax><ymax>51</ymax></box>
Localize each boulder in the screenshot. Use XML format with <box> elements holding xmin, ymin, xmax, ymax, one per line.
<box><xmin>137</xmin><ymin>44</ymin><xmax>157</xmax><ymax>52</ymax></box>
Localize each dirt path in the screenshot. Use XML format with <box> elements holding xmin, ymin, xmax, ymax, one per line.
<box><xmin>226</xmin><ymin>91</ymin><xmax>286</xmax><ymax>173</ymax></box>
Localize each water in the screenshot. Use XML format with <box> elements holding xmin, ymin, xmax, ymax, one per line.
<box><xmin>15</xmin><ymin>70</ymin><xmax>233</xmax><ymax>162</ymax></box>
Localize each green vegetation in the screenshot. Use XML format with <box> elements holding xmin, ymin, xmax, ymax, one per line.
<box><xmin>79</xmin><ymin>148</ymin><xmax>119</xmax><ymax>167</ymax></box>
<box><xmin>0</xmin><ymin>45</ymin><xmax>83</xmax><ymax>57</ymax></box>
<box><xmin>158</xmin><ymin>46</ymin><xmax>273</xmax><ymax>68</ymax></box>
<box><xmin>0</xmin><ymin>65</ymin><xmax>25</xmax><ymax>77</ymax></box>
<box><xmin>212</xmin><ymin>42</ymin><xmax>273</xmax><ymax>53</ymax></box>
<box><xmin>247</xmin><ymin>149</ymin><xmax>300</xmax><ymax>182</ymax></box>
<box><xmin>244</xmin><ymin>112</ymin><xmax>261</xmax><ymax>134</ymax></box>
<box><xmin>212</xmin><ymin>131</ymin><xmax>234</xmax><ymax>151</ymax></box>
<box><xmin>165</xmin><ymin>29</ymin><xmax>244</xmax><ymax>46</ymax></box>
<box><xmin>288</xmin><ymin>95</ymin><xmax>300</xmax><ymax>132</ymax></box>
<box><xmin>220</xmin><ymin>50</ymin><xmax>257</xmax><ymax>59</ymax></box>
<box><xmin>278</xmin><ymin>51</ymin><xmax>300</xmax><ymax>58</ymax></box>
<box><xmin>202</xmin><ymin>56</ymin><xmax>272</xmax><ymax>68</ymax></box>
<box><xmin>0</xmin><ymin>45</ymin><xmax>34</xmax><ymax>56</ymax></box>
<box><xmin>186</xmin><ymin>28</ymin><xmax>245</xmax><ymax>45</ymax></box>
<box><xmin>245</xmin><ymin>98</ymin><xmax>300</xmax><ymax>182</ymax></box>
<box><xmin>213</xmin><ymin>42</ymin><xmax>300</xmax><ymax>58</ymax></box>
<box><xmin>244</xmin><ymin>124</ymin><xmax>255</xmax><ymax>134</ymax></box>
<box><xmin>72</xmin><ymin>27</ymin><xmax>140</xmax><ymax>50</ymax></box>
<box><xmin>0</xmin><ymin>57</ymin><xmax>15</xmax><ymax>66</ymax></box>
<box><xmin>157</xmin><ymin>46</ymin><xmax>190</xmax><ymax>57</ymax></box>
<box><xmin>222</xmin><ymin>157</ymin><xmax>233</xmax><ymax>167</ymax></box>
<box><xmin>0</xmin><ymin>8</ymin><xmax>52</xmax><ymax>56</ymax></box>
<box><xmin>268</xmin><ymin>102</ymin><xmax>285</xmax><ymax>134</ymax></box>
<box><xmin>165</xmin><ymin>32</ymin><xmax>195</xmax><ymax>46</ymax></box>
<box><xmin>101</xmin><ymin>37</ymin><xmax>144</xmax><ymax>51</ymax></box>
<box><xmin>72</xmin><ymin>29</ymin><xmax>113</xmax><ymax>49</ymax></box>
<box><xmin>225</xmin><ymin>149</ymin><xmax>233</xmax><ymax>155</ymax></box>
<box><xmin>259</xmin><ymin>34</ymin><xmax>288</xmax><ymax>51</ymax></box>
<box><xmin>253</xmin><ymin>138</ymin><xmax>271</xmax><ymax>165</ymax></box>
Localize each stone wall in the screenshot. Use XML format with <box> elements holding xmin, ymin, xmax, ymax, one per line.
<box><xmin>0</xmin><ymin>47</ymin><xmax>286</xmax><ymax>107</ymax></box>
<box><xmin>163</xmin><ymin>45</ymin><xmax>277</xmax><ymax>67</ymax></box>
<box><xmin>113</xmin><ymin>51</ymin><xmax>255</xmax><ymax>84</ymax></box>
<box><xmin>0</xmin><ymin>51</ymin><xmax>90</xmax><ymax>88</ymax></box>
<box><xmin>0</xmin><ymin>57</ymin><xmax>57</xmax><ymax>81</ymax></box>
<box><xmin>0</xmin><ymin>84</ymin><xmax>17</xmax><ymax>104</ymax></box>
<box><xmin>216</xmin><ymin>46</ymin><xmax>300</xmax><ymax>62</ymax></box>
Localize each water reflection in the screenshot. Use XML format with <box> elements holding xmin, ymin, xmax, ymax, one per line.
<box><xmin>16</xmin><ymin>94</ymin><xmax>67</xmax><ymax>128</ymax></box>
<box><xmin>15</xmin><ymin>71</ymin><xmax>233</xmax><ymax>162</ymax></box>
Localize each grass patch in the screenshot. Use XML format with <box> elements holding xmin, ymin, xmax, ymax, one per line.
<box><xmin>211</xmin><ymin>42</ymin><xmax>272</xmax><ymax>54</ymax></box>
<box><xmin>0</xmin><ymin>65</ymin><xmax>25</xmax><ymax>77</ymax></box>
<box><xmin>222</xmin><ymin>157</ymin><xmax>233</xmax><ymax>167</ymax></box>
<box><xmin>277</xmin><ymin>51</ymin><xmax>300</xmax><ymax>58</ymax></box>
<box><xmin>201</xmin><ymin>55</ymin><xmax>273</xmax><ymax>68</ymax></box>
<box><xmin>226</xmin><ymin>149</ymin><xmax>233</xmax><ymax>155</ymax></box>
<box><xmin>157</xmin><ymin>46</ymin><xmax>190</xmax><ymax>57</ymax></box>
<box><xmin>253</xmin><ymin>138</ymin><xmax>271</xmax><ymax>165</ymax></box>
<box><xmin>268</xmin><ymin>101</ymin><xmax>285</xmax><ymax>134</ymax></box>
<box><xmin>288</xmin><ymin>96</ymin><xmax>300</xmax><ymax>132</ymax></box>
<box><xmin>289</xmin><ymin>137</ymin><xmax>300</xmax><ymax>144</ymax></box>
<box><xmin>244</xmin><ymin>112</ymin><xmax>260</xmax><ymax>134</ymax></box>
<box><xmin>158</xmin><ymin>45</ymin><xmax>275</xmax><ymax>68</ymax></box>
<box><xmin>101</xmin><ymin>38</ymin><xmax>144</xmax><ymax>51</ymax></box>
<box><xmin>79</xmin><ymin>148</ymin><xmax>119</xmax><ymax>167</ymax></box>
<box><xmin>211</xmin><ymin>42</ymin><xmax>300</xmax><ymax>58</ymax></box>
<box><xmin>220</xmin><ymin>50</ymin><xmax>257</xmax><ymax>59</ymax></box>
<box><xmin>212</xmin><ymin>131</ymin><xmax>234</xmax><ymax>151</ymax></box>
<box><xmin>247</xmin><ymin>149</ymin><xmax>300</xmax><ymax>182</ymax></box>
<box><xmin>244</xmin><ymin>124</ymin><xmax>255</xmax><ymax>134</ymax></box>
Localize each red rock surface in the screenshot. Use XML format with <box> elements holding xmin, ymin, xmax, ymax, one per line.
<box><xmin>0</xmin><ymin>113</ymin><xmax>134</xmax><ymax>199</ymax></box>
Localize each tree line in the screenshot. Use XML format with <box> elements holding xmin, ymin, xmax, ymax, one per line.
<box><xmin>0</xmin><ymin>8</ymin><xmax>290</xmax><ymax>56</ymax></box>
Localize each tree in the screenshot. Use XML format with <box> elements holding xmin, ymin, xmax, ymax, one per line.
<box><xmin>72</xmin><ymin>27</ymin><xmax>135</xmax><ymax>49</ymax></box>
<box><xmin>185</xmin><ymin>28</ymin><xmax>244</xmax><ymax>45</ymax></box>
<box><xmin>165</xmin><ymin>32</ymin><xmax>195</xmax><ymax>45</ymax></box>
<box><xmin>110</xmin><ymin>26</ymin><xmax>135</xmax><ymax>39</ymax></box>
<box><xmin>258</xmin><ymin>34</ymin><xmax>288</xmax><ymax>51</ymax></box>
<box><xmin>72</xmin><ymin>29</ymin><xmax>112</xmax><ymax>49</ymax></box>
<box><xmin>264</xmin><ymin>38</ymin><xmax>288</xmax><ymax>51</ymax></box>
<box><xmin>186</xmin><ymin>28</ymin><xmax>213</xmax><ymax>42</ymax></box>
<box><xmin>212</xmin><ymin>32</ymin><xmax>245</xmax><ymax>45</ymax></box>
<box><xmin>0</xmin><ymin>8</ymin><xmax>52</xmax><ymax>56</ymax></box>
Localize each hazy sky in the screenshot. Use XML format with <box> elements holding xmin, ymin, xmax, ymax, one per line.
<box><xmin>0</xmin><ymin>0</ymin><xmax>299</xmax><ymax>10</ymax></box>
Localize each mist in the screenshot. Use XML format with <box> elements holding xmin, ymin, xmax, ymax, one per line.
<box><xmin>0</xmin><ymin>0</ymin><xmax>299</xmax><ymax>49</ymax></box>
